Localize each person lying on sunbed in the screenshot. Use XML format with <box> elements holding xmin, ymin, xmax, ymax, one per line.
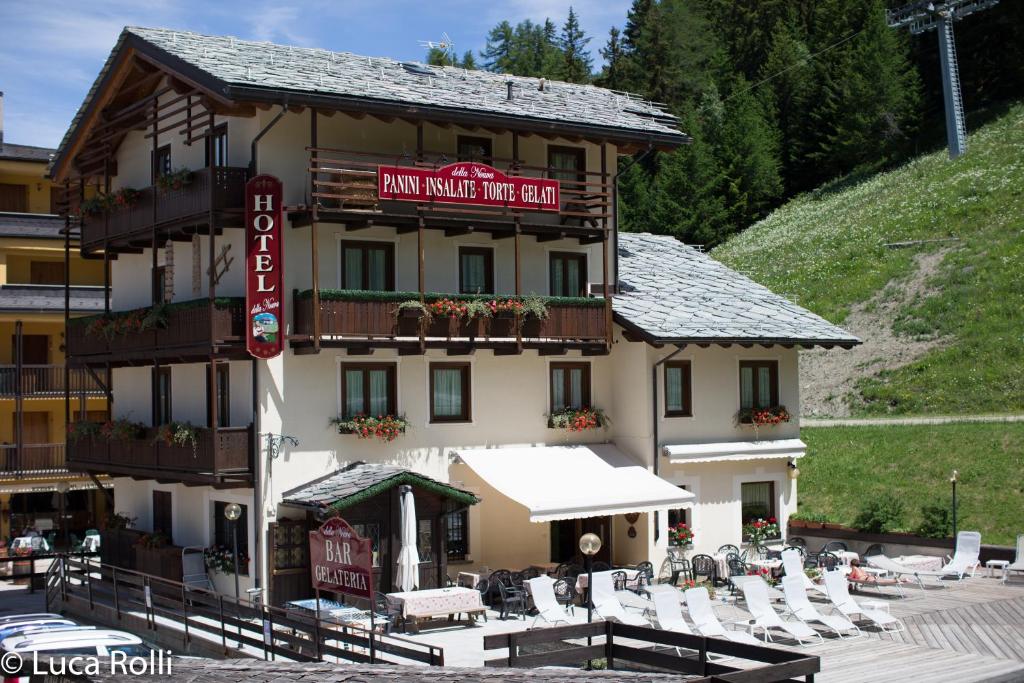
<box><xmin>848</xmin><ymin>559</ymin><xmax>906</xmax><ymax>587</ymax></box>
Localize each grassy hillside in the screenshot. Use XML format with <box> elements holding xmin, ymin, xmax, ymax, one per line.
<box><xmin>714</xmin><ymin>102</ymin><xmax>1024</xmax><ymax>415</ymax></box>
<box><xmin>798</xmin><ymin>423</ymin><xmax>1024</xmax><ymax>546</ymax></box>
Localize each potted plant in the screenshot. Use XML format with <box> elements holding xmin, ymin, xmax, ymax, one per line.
<box><xmin>742</xmin><ymin>517</ymin><xmax>781</xmax><ymax>544</ymax></box>
<box><xmin>204</xmin><ymin>545</ymin><xmax>250</xmax><ymax>575</ymax></box>
<box><xmin>547</xmin><ymin>406</ymin><xmax>608</xmax><ymax>431</ymax></box>
<box><xmin>735</xmin><ymin>406</ymin><xmax>791</xmax><ymax>441</ymax></box>
<box><xmin>330</xmin><ymin>414</ymin><xmax>409</xmax><ymax>442</ymax></box>
<box><xmin>668</xmin><ymin>522</ymin><xmax>694</xmax><ymax>548</ymax></box>
<box><xmin>156</xmin><ymin>168</ymin><xmax>194</xmax><ymax>192</ymax></box>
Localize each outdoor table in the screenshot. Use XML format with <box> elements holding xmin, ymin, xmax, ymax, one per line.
<box><xmin>386</xmin><ymin>586</ymin><xmax>484</xmax><ymax>633</ymax></box>
<box><xmin>986</xmin><ymin>559</ymin><xmax>1010</xmax><ymax>579</ymax></box>
<box><xmin>747</xmin><ymin>558</ymin><xmax>782</xmax><ymax>572</ymax></box>
<box><xmin>574</xmin><ymin>568</ymin><xmax>640</xmax><ymax>593</ymax></box>
<box><xmin>896</xmin><ymin>555</ymin><xmax>943</xmax><ymax>572</ymax></box>
<box><xmin>837</xmin><ymin>551</ymin><xmax>860</xmax><ymax>566</ymax></box>
<box><xmin>12</xmin><ymin>536</ymin><xmax>49</xmax><ymax>552</ymax></box>
<box><xmin>456</xmin><ymin>571</ymin><xmax>480</xmax><ymax>588</ymax></box>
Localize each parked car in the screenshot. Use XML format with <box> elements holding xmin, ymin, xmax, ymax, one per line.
<box><xmin>1</xmin><ymin>629</ymin><xmax>149</xmax><ymax>657</ymax></box>
<box><xmin>0</xmin><ymin>613</ymin><xmax>63</xmax><ymax>626</ymax></box>
<box><xmin>0</xmin><ymin>619</ymin><xmax>80</xmax><ymax>641</ymax></box>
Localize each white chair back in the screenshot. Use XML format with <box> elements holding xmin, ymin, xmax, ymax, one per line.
<box><xmin>954</xmin><ymin>531</ymin><xmax>982</xmax><ymax>562</ymax></box>
<box><xmin>740</xmin><ymin>577</ymin><xmax>775</xmax><ymax>621</ymax></box>
<box><xmin>782</xmin><ymin>575</ymin><xmax>814</xmax><ymax>611</ymax></box>
<box><xmin>1016</xmin><ymin>534</ymin><xmax>1024</xmax><ymax>564</ymax></box>
<box><xmin>651</xmin><ymin>589</ymin><xmax>687</xmax><ymax>631</ymax></box>
<box><xmin>781</xmin><ymin>548</ymin><xmax>804</xmax><ymax>577</ymax></box>
<box><xmin>527</xmin><ymin>575</ymin><xmax>560</xmax><ymax>614</ymax></box>
<box><xmin>823</xmin><ymin>570</ymin><xmax>852</xmax><ymax>604</ymax></box>
<box><xmin>589</xmin><ymin>571</ymin><xmax>617</xmax><ymax>606</ymax></box>
<box><xmin>683</xmin><ymin>587</ymin><xmax>717</xmax><ymax>630</ymax></box>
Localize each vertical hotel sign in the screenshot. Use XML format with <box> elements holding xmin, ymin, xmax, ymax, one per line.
<box><xmin>245</xmin><ymin>175</ymin><xmax>284</xmax><ymax>359</ymax></box>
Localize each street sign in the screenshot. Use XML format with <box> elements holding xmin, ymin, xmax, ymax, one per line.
<box><xmin>245</xmin><ymin>174</ymin><xmax>284</xmax><ymax>359</ymax></box>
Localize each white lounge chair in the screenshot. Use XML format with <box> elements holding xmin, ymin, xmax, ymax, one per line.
<box><xmin>781</xmin><ymin>575</ymin><xmax>859</xmax><ymax>639</ymax></box>
<box><xmin>651</xmin><ymin>589</ymin><xmax>694</xmax><ymax>634</ymax></box>
<box><xmin>1005</xmin><ymin>534</ymin><xmax>1024</xmax><ymax>584</ymax></box>
<box><xmin>866</xmin><ymin>555</ymin><xmax>954</xmax><ymax>589</ymax></box>
<box><xmin>591</xmin><ymin>571</ymin><xmax>649</xmax><ymax>626</ymax></box>
<box><xmin>740</xmin><ymin>577</ymin><xmax>822</xmax><ymax>646</ymax></box>
<box><xmin>781</xmin><ymin>549</ymin><xmax>828</xmax><ymax>596</ymax></box>
<box><xmin>730</xmin><ymin>574</ymin><xmax>785</xmax><ymax>601</ymax></box>
<box><xmin>526</xmin><ymin>575</ymin><xmax>572</xmax><ymax>628</ymax></box>
<box><xmin>942</xmin><ymin>531</ymin><xmax>982</xmax><ymax>580</ymax></box>
<box><xmin>822</xmin><ymin>570</ymin><xmax>904</xmax><ymax>633</ymax></box>
<box><xmin>685</xmin><ymin>587</ymin><xmax>762</xmax><ymax>646</ymax></box>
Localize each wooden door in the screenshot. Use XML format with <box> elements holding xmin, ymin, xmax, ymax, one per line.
<box><xmin>0</xmin><ymin>184</ymin><xmax>27</xmax><ymax>212</ymax></box>
<box><xmin>30</xmin><ymin>261</ymin><xmax>64</xmax><ymax>285</ymax></box>
<box><xmin>152</xmin><ymin>490</ymin><xmax>172</xmax><ymax>541</ymax></box>
<box><xmin>17</xmin><ymin>412</ymin><xmax>50</xmax><ymax>444</ymax></box>
<box><xmin>13</xmin><ymin>335</ymin><xmax>49</xmax><ymax>364</ymax></box>
<box><xmin>269</xmin><ymin>519</ymin><xmax>312</xmax><ymax>606</ymax></box>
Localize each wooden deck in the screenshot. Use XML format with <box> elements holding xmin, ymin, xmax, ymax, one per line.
<box><xmin>717</xmin><ymin>576</ymin><xmax>1024</xmax><ymax>682</ymax></box>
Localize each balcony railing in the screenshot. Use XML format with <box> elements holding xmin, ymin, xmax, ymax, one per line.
<box><xmin>294</xmin><ymin>290</ymin><xmax>608</xmax><ymax>344</ymax></box>
<box><xmin>68</xmin><ymin>426</ymin><xmax>252</xmax><ymax>481</ymax></box>
<box><xmin>66</xmin><ymin>298</ymin><xmax>246</xmax><ymax>364</ymax></box>
<box><xmin>309</xmin><ymin>147</ymin><xmax>610</xmax><ymax>228</ymax></box>
<box><xmin>80</xmin><ymin>166</ymin><xmax>248</xmax><ymax>250</ymax></box>
<box><xmin>0</xmin><ymin>365</ymin><xmax>104</xmax><ymax>398</ymax></box>
<box><xmin>0</xmin><ymin>443</ymin><xmax>67</xmax><ymax>476</ymax></box>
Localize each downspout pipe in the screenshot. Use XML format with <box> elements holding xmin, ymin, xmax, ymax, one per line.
<box><xmin>249</xmin><ymin>99</ymin><xmax>289</xmax><ymax>176</ymax></box>
<box><xmin>651</xmin><ymin>344</ymin><xmax>686</xmax><ymax>541</ymax></box>
<box><xmin>611</xmin><ymin>143</ymin><xmax>655</xmax><ymax>289</ymax></box>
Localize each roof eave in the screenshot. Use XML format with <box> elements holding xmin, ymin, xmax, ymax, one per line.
<box><xmin>613</xmin><ymin>313</ymin><xmax>861</xmax><ymax>349</ymax></box>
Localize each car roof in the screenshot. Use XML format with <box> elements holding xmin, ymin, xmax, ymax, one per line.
<box><xmin>3</xmin><ymin>629</ymin><xmax>142</xmax><ymax>651</ymax></box>
<box><xmin>0</xmin><ymin>613</ymin><xmax>63</xmax><ymax>625</ymax></box>
<box><xmin>0</xmin><ymin>619</ymin><xmax>78</xmax><ymax>634</ymax></box>
<box><xmin>5</xmin><ymin>625</ymin><xmax>95</xmax><ymax>638</ymax></box>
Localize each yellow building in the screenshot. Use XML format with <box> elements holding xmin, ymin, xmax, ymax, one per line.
<box><xmin>0</xmin><ymin>95</ymin><xmax>109</xmax><ymax>546</ymax></box>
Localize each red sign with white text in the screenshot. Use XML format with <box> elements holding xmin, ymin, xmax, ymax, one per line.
<box><xmin>378</xmin><ymin>162</ymin><xmax>560</xmax><ymax>212</ymax></box>
<box><xmin>309</xmin><ymin>517</ymin><xmax>374</xmax><ymax>599</ymax></box>
<box><xmin>245</xmin><ymin>175</ymin><xmax>284</xmax><ymax>359</ymax></box>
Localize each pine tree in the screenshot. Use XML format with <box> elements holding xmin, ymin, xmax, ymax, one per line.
<box><xmin>426</xmin><ymin>47</ymin><xmax>452</xmax><ymax>67</ymax></box>
<box><xmin>460</xmin><ymin>51</ymin><xmax>477</xmax><ymax>70</ymax></box>
<box><xmin>559</xmin><ymin>7</ymin><xmax>593</xmax><ymax>83</ymax></box>
<box><xmin>596</xmin><ymin>27</ymin><xmax>626</xmax><ymax>90</ymax></box>
<box><xmin>481</xmin><ymin>21</ymin><xmax>514</xmax><ymax>72</ymax></box>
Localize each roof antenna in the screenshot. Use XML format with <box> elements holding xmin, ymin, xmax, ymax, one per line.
<box><xmin>418</xmin><ymin>32</ymin><xmax>455</xmax><ymax>66</ymax></box>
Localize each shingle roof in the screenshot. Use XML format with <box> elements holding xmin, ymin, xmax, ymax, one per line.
<box><xmin>282</xmin><ymin>461</ymin><xmax>478</xmax><ymax>511</ymax></box>
<box><xmin>53</xmin><ymin>27</ymin><xmax>686</xmax><ymax>175</ymax></box>
<box><xmin>0</xmin><ymin>284</ymin><xmax>104</xmax><ymax>313</ymax></box>
<box><xmin>614</xmin><ymin>233</ymin><xmax>859</xmax><ymax>347</ymax></box>
<box><xmin>0</xmin><ymin>142</ymin><xmax>54</xmax><ymax>163</ymax></box>
<box><xmin>0</xmin><ymin>212</ymin><xmax>65</xmax><ymax>239</ymax></box>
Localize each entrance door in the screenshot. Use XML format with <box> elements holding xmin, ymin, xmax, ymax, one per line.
<box><xmin>152</xmin><ymin>490</ymin><xmax>172</xmax><ymax>542</ymax></box>
<box><xmin>549</xmin><ymin>516</ymin><xmax>612</xmax><ymax>564</ymax></box>
<box><xmin>18</xmin><ymin>412</ymin><xmax>50</xmax><ymax>444</ymax></box>
<box><xmin>13</xmin><ymin>335</ymin><xmax>49</xmax><ymax>364</ymax></box>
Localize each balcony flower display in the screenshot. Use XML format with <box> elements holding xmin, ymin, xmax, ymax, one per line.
<box><xmin>156</xmin><ymin>168</ymin><xmax>194</xmax><ymax>192</ymax></box>
<box><xmin>331</xmin><ymin>414</ymin><xmax>408</xmax><ymax>442</ymax></box>
<box><xmin>155</xmin><ymin>421</ymin><xmax>200</xmax><ymax>450</ymax></box>
<box><xmin>204</xmin><ymin>544</ymin><xmax>249</xmax><ymax>575</ymax></box>
<box><xmin>78</xmin><ymin>187</ymin><xmax>143</xmax><ymax>217</ymax></box>
<box><xmin>100</xmin><ymin>418</ymin><xmax>146</xmax><ymax>441</ymax></box>
<box><xmin>742</xmin><ymin>517</ymin><xmax>781</xmax><ymax>544</ymax></box>
<box><xmin>736</xmin><ymin>405</ymin><xmax>791</xmax><ymax>440</ymax></box>
<box><xmin>84</xmin><ymin>303</ymin><xmax>168</xmax><ymax>339</ymax></box>
<box><xmin>547</xmin><ymin>406</ymin><xmax>608</xmax><ymax>431</ymax></box>
<box><xmin>668</xmin><ymin>522</ymin><xmax>694</xmax><ymax>547</ymax></box>
<box><xmin>66</xmin><ymin>420</ymin><xmax>102</xmax><ymax>443</ymax></box>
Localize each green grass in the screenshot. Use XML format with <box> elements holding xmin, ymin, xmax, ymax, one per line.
<box><xmin>713</xmin><ymin>102</ymin><xmax>1024</xmax><ymax>415</ymax></box>
<box><xmin>798</xmin><ymin>423</ymin><xmax>1024</xmax><ymax>546</ymax></box>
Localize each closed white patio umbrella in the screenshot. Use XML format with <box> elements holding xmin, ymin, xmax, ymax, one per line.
<box><xmin>395</xmin><ymin>485</ymin><xmax>420</xmax><ymax>592</ymax></box>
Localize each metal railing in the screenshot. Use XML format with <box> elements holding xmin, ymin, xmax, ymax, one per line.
<box><xmin>0</xmin><ymin>364</ymin><xmax>104</xmax><ymax>398</ymax></box>
<box><xmin>0</xmin><ymin>443</ymin><xmax>67</xmax><ymax>475</ymax></box>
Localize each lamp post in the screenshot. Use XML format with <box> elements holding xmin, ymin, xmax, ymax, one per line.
<box><xmin>950</xmin><ymin>470</ymin><xmax>959</xmax><ymax>544</ymax></box>
<box><xmin>224</xmin><ymin>502</ymin><xmax>242</xmax><ymax>645</ymax></box>
<box><xmin>579</xmin><ymin>532</ymin><xmax>602</xmax><ymax>670</ymax></box>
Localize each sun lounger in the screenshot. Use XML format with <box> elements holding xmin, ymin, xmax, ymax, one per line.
<box><xmin>526</xmin><ymin>575</ymin><xmax>572</xmax><ymax>628</ymax></box>
<box><xmin>823</xmin><ymin>570</ymin><xmax>904</xmax><ymax>633</ymax></box>
<box><xmin>591</xmin><ymin>571</ymin><xmax>649</xmax><ymax>626</ymax></box>
<box><xmin>1005</xmin><ymin>534</ymin><xmax>1024</xmax><ymax>584</ymax></box>
<box><xmin>651</xmin><ymin>589</ymin><xmax>694</xmax><ymax>634</ymax></box>
<box><xmin>740</xmin><ymin>577</ymin><xmax>822</xmax><ymax>646</ymax></box>
<box><xmin>685</xmin><ymin>587</ymin><xmax>762</xmax><ymax>645</ymax></box>
<box><xmin>781</xmin><ymin>575</ymin><xmax>859</xmax><ymax>638</ymax></box>
<box><xmin>730</xmin><ymin>574</ymin><xmax>785</xmax><ymax>601</ymax></box>
<box><xmin>866</xmin><ymin>555</ymin><xmax>955</xmax><ymax>589</ymax></box>
<box><xmin>941</xmin><ymin>531</ymin><xmax>981</xmax><ymax>580</ymax></box>
<box><xmin>781</xmin><ymin>549</ymin><xmax>828</xmax><ymax>596</ymax></box>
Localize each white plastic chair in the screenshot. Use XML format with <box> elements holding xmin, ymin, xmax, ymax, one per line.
<box><xmin>781</xmin><ymin>549</ymin><xmax>827</xmax><ymax>596</ymax></box>
<box><xmin>781</xmin><ymin>575</ymin><xmax>859</xmax><ymax>639</ymax></box>
<box><xmin>822</xmin><ymin>570</ymin><xmax>904</xmax><ymax>633</ymax></box>
<box><xmin>942</xmin><ymin>531</ymin><xmax>982</xmax><ymax>579</ymax></box>
<box><xmin>740</xmin><ymin>577</ymin><xmax>822</xmax><ymax>646</ymax></box>
<box><xmin>182</xmin><ymin>547</ymin><xmax>214</xmax><ymax>591</ymax></box>
<box><xmin>1005</xmin><ymin>534</ymin><xmax>1024</xmax><ymax>584</ymax></box>
<box><xmin>526</xmin><ymin>575</ymin><xmax>571</xmax><ymax>628</ymax></box>
<box><xmin>651</xmin><ymin>588</ymin><xmax>693</xmax><ymax>634</ymax></box>
<box><xmin>866</xmin><ymin>555</ymin><xmax>953</xmax><ymax>589</ymax></box>
<box><xmin>685</xmin><ymin>586</ymin><xmax>762</xmax><ymax>645</ymax></box>
<box><xmin>591</xmin><ymin>571</ymin><xmax>648</xmax><ymax>626</ymax></box>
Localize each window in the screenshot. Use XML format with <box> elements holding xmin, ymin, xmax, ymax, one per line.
<box><xmin>445</xmin><ymin>510</ymin><xmax>469</xmax><ymax>561</ymax></box>
<box><xmin>340</xmin><ymin>363</ymin><xmax>397</xmax><ymax>418</ymax></box>
<box><xmin>549</xmin><ymin>362</ymin><xmax>591</xmax><ymax>411</ymax></box>
<box><xmin>549</xmin><ymin>252</ymin><xmax>587</xmax><ymax>297</ymax></box>
<box><xmin>664</xmin><ymin>361</ymin><xmax>692</xmax><ymax>417</ymax></box>
<box><xmin>340</xmin><ymin>241</ymin><xmax>395</xmax><ymax>291</ymax></box>
<box><xmin>207</xmin><ymin>363</ymin><xmax>230</xmax><ymax>428</ymax></box>
<box><xmin>418</xmin><ymin>518</ymin><xmax>434</xmax><ymax>563</ymax></box>
<box><xmin>739</xmin><ymin>360</ymin><xmax>779</xmax><ymax>413</ymax></box>
<box><xmin>458</xmin><ymin>246</ymin><xmax>494</xmax><ymax>294</ymax></box>
<box><xmin>153</xmin><ymin>367</ymin><xmax>172</xmax><ymax>425</ymax></box>
<box><xmin>214</xmin><ymin>501</ymin><xmax>249</xmax><ymax>574</ymax></box>
<box><xmin>457</xmin><ymin>136</ymin><xmax>493</xmax><ymax>162</ymax></box>
<box><xmin>667</xmin><ymin>485</ymin><xmax>690</xmax><ymax>529</ymax></box>
<box><xmin>152</xmin><ymin>145</ymin><xmax>171</xmax><ymax>182</ymax></box>
<box><xmin>547</xmin><ymin>146</ymin><xmax>585</xmax><ymax>183</ymax></box>
<box><xmin>152</xmin><ymin>490</ymin><xmax>172</xmax><ymax>541</ymax></box>
<box><xmin>205</xmin><ymin>123</ymin><xmax>228</xmax><ymax>167</ymax></box>
<box><xmin>29</xmin><ymin>261</ymin><xmax>63</xmax><ymax>285</ymax></box>
<box><xmin>741</xmin><ymin>481</ymin><xmax>776</xmax><ymax>529</ymax></box>
<box><xmin>152</xmin><ymin>265</ymin><xmax>169</xmax><ymax>304</ymax></box>
<box><xmin>352</xmin><ymin>522</ymin><xmax>383</xmax><ymax>567</ymax></box>
<box><xmin>429</xmin><ymin>363</ymin><xmax>471</xmax><ymax>422</ymax></box>
<box><xmin>0</xmin><ymin>183</ymin><xmax>28</xmax><ymax>212</ymax></box>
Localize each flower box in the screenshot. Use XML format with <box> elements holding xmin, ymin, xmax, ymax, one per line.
<box><xmin>546</xmin><ymin>407</ymin><xmax>608</xmax><ymax>432</ymax></box>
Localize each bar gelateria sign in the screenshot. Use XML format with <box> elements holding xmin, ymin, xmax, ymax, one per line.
<box><xmin>245</xmin><ymin>174</ymin><xmax>284</xmax><ymax>359</ymax></box>
<box><xmin>378</xmin><ymin>162</ymin><xmax>560</xmax><ymax>212</ymax></box>
<box><xmin>308</xmin><ymin>517</ymin><xmax>374</xmax><ymax>599</ymax></box>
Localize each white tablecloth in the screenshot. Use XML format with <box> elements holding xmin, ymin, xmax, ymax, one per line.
<box><xmin>387</xmin><ymin>586</ymin><xmax>483</xmax><ymax>619</ymax></box>
<box><xmin>575</xmin><ymin>568</ymin><xmax>640</xmax><ymax>593</ymax></box>
<box><xmin>896</xmin><ymin>555</ymin><xmax>943</xmax><ymax>572</ymax></box>
<box><xmin>456</xmin><ymin>571</ymin><xmax>479</xmax><ymax>588</ymax></box>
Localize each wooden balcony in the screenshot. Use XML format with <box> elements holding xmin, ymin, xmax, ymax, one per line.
<box><xmin>67</xmin><ymin>426</ymin><xmax>253</xmax><ymax>486</ymax></box>
<box><xmin>66</xmin><ymin>298</ymin><xmax>247</xmax><ymax>367</ymax></box>
<box><xmin>0</xmin><ymin>365</ymin><xmax>104</xmax><ymax>398</ymax></box>
<box><xmin>292</xmin><ymin>290</ymin><xmax>609</xmax><ymax>354</ymax></box>
<box><xmin>293</xmin><ymin>147</ymin><xmax>610</xmax><ymax>242</ymax></box>
<box><xmin>0</xmin><ymin>444</ymin><xmax>67</xmax><ymax>477</ymax></box>
<box><xmin>80</xmin><ymin>166</ymin><xmax>248</xmax><ymax>253</ymax></box>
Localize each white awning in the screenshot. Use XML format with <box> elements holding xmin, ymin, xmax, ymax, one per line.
<box><xmin>663</xmin><ymin>438</ymin><xmax>806</xmax><ymax>464</ymax></box>
<box><xmin>454</xmin><ymin>443</ymin><xmax>694</xmax><ymax>523</ymax></box>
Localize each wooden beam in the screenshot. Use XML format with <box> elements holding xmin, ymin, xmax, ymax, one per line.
<box><xmin>445</xmin><ymin>227</ymin><xmax>474</xmax><ymax>237</ymax></box>
<box><xmin>535</xmin><ymin>231</ymin><xmax>565</xmax><ymax>243</ymax></box>
<box><xmin>345</xmin><ymin>346</ymin><xmax>374</xmax><ymax>356</ymax></box>
<box><xmin>538</xmin><ymin>347</ymin><xmax>567</xmax><ymax>356</ymax></box>
<box><xmin>490</xmin><ymin>231</ymin><xmax>516</xmax><ymax>240</ymax></box>
<box><xmin>446</xmin><ymin>346</ymin><xmax>475</xmax><ymax>356</ymax></box>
